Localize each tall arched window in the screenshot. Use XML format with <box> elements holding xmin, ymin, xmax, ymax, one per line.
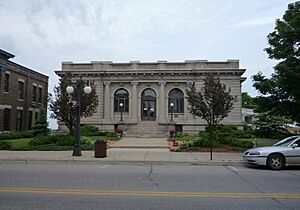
<box><xmin>168</xmin><ymin>88</ymin><xmax>184</xmax><ymax>113</ymax></box>
<box><xmin>114</xmin><ymin>88</ymin><xmax>129</xmax><ymax>112</ymax></box>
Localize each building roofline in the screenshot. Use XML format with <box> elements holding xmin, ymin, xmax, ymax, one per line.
<box><xmin>0</xmin><ymin>49</ymin><xmax>15</xmax><ymax>59</ymax></box>
<box><xmin>7</xmin><ymin>60</ymin><xmax>49</xmax><ymax>79</ymax></box>
<box><xmin>61</xmin><ymin>59</ymin><xmax>240</xmax><ymax>65</ymax></box>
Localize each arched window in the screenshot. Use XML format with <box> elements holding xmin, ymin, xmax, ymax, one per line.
<box><xmin>114</xmin><ymin>88</ymin><xmax>129</xmax><ymax>112</ymax></box>
<box><xmin>168</xmin><ymin>88</ymin><xmax>184</xmax><ymax>113</ymax></box>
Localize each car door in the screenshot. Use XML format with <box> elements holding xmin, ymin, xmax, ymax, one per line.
<box><xmin>285</xmin><ymin>139</ymin><xmax>300</xmax><ymax>164</ymax></box>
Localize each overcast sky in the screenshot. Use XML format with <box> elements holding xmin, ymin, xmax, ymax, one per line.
<box><xmin>0</xmin><ymin>0</ymin><xmax>295</xmax><ymax>128</ymax></box>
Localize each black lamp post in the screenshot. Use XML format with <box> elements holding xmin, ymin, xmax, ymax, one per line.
<box><xmin>119</xmin><ymin>102</ymin><xmax>124</xmax><ymax>122</ymax></box>
<box><xmin>66</xmin><ymin>81</ymin><xmax>91</xmax><ymax>156</ymax></box>
<box><xmin>170</xmin><ymin>102</ymin><xmax>174</xmax><ymax>122</ymax></box>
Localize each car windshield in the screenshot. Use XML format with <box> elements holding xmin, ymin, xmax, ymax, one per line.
<box><xmin>274</xmin><ymin>136</ymin><xmax>299</xmax><ymax>147</ymax></box>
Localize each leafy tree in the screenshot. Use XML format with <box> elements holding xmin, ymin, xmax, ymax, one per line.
<box><xmin>49</xmin><ymin>73</ymin><xmax>99</xmax><ymax>134</ymax></box>
<box><xmin>242</xmin><ymin>92</ymin><xmax>257</xmax><ymax>109</ymax></box>
<box><xmin>253</xmin><ymin>2</ymin><xmax>300</xmax><ymax>122</ymax></box>
<box><xmin>253</xmin><ymin>112</ymin><xmax>292</xmax><ymax>132</ymax></box>
<box><xmin>186</xmin><ymin>74</ymin><xmax>236</xmax><ymax>160</ymax></box>
<box><xmin>32</xmin><ymin>108</ymin><xmax>50</xmax><ymax>136</ymax></box>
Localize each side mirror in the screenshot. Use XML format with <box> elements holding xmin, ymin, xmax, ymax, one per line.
<box><xmin>291</xmin><ymin>144</ymin><xmax>299</xmax><ymax>148</ymax></box>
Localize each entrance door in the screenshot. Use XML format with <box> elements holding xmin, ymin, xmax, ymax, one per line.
<box><xmin>141</xmin><ymin>89</ymin><xmax>156</xmax><ymax>121</ymax></box>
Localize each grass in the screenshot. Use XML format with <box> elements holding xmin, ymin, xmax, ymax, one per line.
<box><xmin>5</xmin><ymin>135</ymin><xmax>120</xmax><ymax>151</ymax></box>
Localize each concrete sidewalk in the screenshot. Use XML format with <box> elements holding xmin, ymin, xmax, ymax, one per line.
<box><xmin>111</xmin><ymin>137</ymin><xmax>169</xmax><ymax>149</ymax></box>
<box><xmin>0</xmin><ymin>149</ymin><xmax>245</xmax><ymax>166</ymax></box>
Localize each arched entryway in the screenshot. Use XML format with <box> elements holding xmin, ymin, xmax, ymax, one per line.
<box><xmin>141</xmin><ymin>88</ymin><xmax>156</xmax><ymax>121</ymax></box>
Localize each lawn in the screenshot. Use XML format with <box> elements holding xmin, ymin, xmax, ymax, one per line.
<box><xmin>6</xmin><ymin>135</ymin><xmax>120</xmax><ymax>151</ymax></box>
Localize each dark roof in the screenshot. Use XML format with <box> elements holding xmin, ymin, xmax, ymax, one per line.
<box><xmin>0</xmin><ymin>49</ymin><xmax>15</xmax><ymax>59</ymax></box>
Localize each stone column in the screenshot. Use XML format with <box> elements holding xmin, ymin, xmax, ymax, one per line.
<box><xmin>130</xmin><ymin>81</ymin><xmax>138</xmax><ymax>121</ymax></box>
<box><xmin>104</xmin><ymin>81</ymin><xmax>111</xmax><ymax>120</ymax></box>
<box><xmin>159</xmin><ymin>81</ymin><xmax>166</xmax><ymax>122</ymax></box>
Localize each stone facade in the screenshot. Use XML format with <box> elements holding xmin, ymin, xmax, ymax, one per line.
<box><xmin>56</xmin><ymin>60</ymin><xmax>245</xmax><ymax>137</ymax></box>
<box><xmin>0</xmin><ymin>49</ymin><xmax>48</xmax><ymax>132</ymax></box>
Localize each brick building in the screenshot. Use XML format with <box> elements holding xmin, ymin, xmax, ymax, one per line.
<box><xmin>0</xmin><ymin>49</ymin><xmax>48</xmax><ymax>132</ymax></box>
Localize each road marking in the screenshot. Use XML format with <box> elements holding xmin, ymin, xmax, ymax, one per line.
<box><xmin>0</xmin><ymin>188</ymin><xmax>299</xmax><ymax>199</ymax></box>
<box><xmin>228</xmin><ymin>166</ymin><xmax>239</xmax><ymax>171</ymax></box>
<box><xmin>100</xmin><ymin>165</ymin><xmax>109</xmax><ymax>169</ymax></box>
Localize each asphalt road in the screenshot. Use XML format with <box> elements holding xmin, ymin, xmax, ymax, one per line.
<box><xmin>0</xmin><ymin>162</ymin><xmax>299</xmax><ymax>210</ymax></box>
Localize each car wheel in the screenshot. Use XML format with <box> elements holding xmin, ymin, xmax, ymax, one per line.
<box><xmin>267</xmin><ymin>154</ymin><xmax>285</xmax><ymax>170</ymax></box>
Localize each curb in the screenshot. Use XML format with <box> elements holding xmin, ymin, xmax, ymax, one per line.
<box><xmin>0</xmin><ymin>158</ymin><xmax>246</xmax><ymax>166</ymax></box>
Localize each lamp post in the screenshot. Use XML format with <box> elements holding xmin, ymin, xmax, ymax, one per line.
<box><xmin>170</xmin><ymin>102</ymin><xmax>174</xmax><ymax>122</ymax></box>
<box><xmin>66</xmin><ymin>81</ymin><xmax>91</xmax><ymax>156</ymax></box>
<box><xmin>119</xmin><ymin>102</ymin><xmax>124</xmax><ymax>122</ymax></box>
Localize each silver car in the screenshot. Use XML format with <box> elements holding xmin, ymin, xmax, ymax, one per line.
<box><xmin>243</xmin><ymin>135</ymin><xmax>300</xmax><ymax>170</ymax></box>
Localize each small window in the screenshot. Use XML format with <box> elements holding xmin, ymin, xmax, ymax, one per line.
<box><xmin>114</xmin><ymin>89</ymin><xmax>129</xmax><ymax>112</ymax></box>
<box><xmin>18</xmin><ymin>81</ymin><xmax>24</xmax><ymax>99</ymax></box>
<box><xmin>32</xmin><ymin>86</ymin><xmax>37</xmax><ymax>102</ymax></box>
<box><xmin>4</xmin><ymin>73</ymin><xmax>10</xmax><ymax>92</ymax></box>
<box><xmin>38</xmin><ymin>87</ymin><xmax>42</xmax><ymax>103</ymax></box>
<box><xmin>3</xmin><ymin>108</ymin><xmax>10</xmax><ymax>131</ymax></box>
<box><xmin>16</xmin><ymin>110</ymin><xmax>23</xmax><ymax>132</ymax></box>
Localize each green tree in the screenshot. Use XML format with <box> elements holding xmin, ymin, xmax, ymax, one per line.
<box><xmin>242</xmin><ymin>92</ymin><xmax>257</xmax><ymax>109</ymax></box>
<box><xmin>253</xmin><ymin>2</ymin><xmax>300</xmax><ymax>122</ymax></box>
<box><xmin>32</xmin><ymin>108</ymin><xmax>50</xmax><ymax>136</ymax></box>
<box><xmin>186</xmin><ymin>74</ymin><xmax>236</xmax><ymax>160</ymax></box>
<box><xmin>49</xmin><ymin>73</ymin><xmax>99</xmax><ymax>134</ymax></box>
<box><xmin>253</xmin><ymin>112</ymin><xmax>292</xmax><ymax>132</ymax></box>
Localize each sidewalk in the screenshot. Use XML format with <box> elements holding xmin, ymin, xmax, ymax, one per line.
<box><xmin>0</xmin><ymin>149</ymin><xmax>245</xmax><ymax>166</ymax></box>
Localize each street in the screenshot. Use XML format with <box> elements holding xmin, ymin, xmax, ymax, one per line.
<box><xmin>0</xmin><ymin>162</ymin><xmax>299</xmax><ymax>210</ymax></box>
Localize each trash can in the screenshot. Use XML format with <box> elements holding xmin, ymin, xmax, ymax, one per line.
<box><xmin>94</xmin><ymin>140</ymin><xmax>107</xmax><ymax>158</ymax></box>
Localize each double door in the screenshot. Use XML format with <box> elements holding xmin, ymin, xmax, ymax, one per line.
<box><xmin>142</xmin><ymin>100</ymin><xmax>156</xmax><ymax>121</ymax></box>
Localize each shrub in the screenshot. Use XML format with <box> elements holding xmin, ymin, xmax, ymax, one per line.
<box><xmin>0</xmin><ymin>140</ymin><xmax>12</xmax><ymax>150</ymax></box>
<box><xmin>0</xmin><ymin>132</ymin><xmax>33</xmax><ymax>140</ymax></box>
<box><xmin>230</xmin><ymin>139</ymin><xmax>254</xmax><ymax>149</ymax></box>
<box><xmin>253</xmin><ymin>129</ymin><xmax>291</xmax><ymax>139</ymax></box>
<box><xmin>80</xmin><ymin>125</ymin><xmax>100</xmax><ymax>136</ymax></box>
<box><xmin>55</xmin><ymin>135</ymin><xmax>74</xmax><ymax>146</ymax></box>
<box><xmin>106</xmin><ymin>132</ymin><xmax>118</xmax><ymax>137</ymax></box>
<box><xmin>179</xmin><ymin>136</ymin><xmax>219</xmax><ymax>150</ymax></box>
<box><xmin>29</xmin><ymin>135</ymin><xmax>56</xmax><ymax>146</ymax></box>
<box><xmin>99</xmin><ymin>131</ymin><xmax>109</xmax><ymax>136</ymax></box>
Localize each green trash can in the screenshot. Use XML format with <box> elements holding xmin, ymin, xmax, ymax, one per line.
<box><xmin>94</xmin><ymin>140</ymin><xmax>107</xmax><ymax>158</ymax></box>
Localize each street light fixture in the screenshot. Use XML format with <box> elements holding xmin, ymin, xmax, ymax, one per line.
<box><xmin>66</xmin><ymin>81</ymin><xmax>91</xmax><ymax>156</ymax></box>
<box><xmin>119</xmin><ymin>102</ymin><xmax>124</xmax><ymax>121</ymax></box>
<box><xmin>170</xmin><ymin>102</ymin><xmax>174</xmax><ymax>122</ymax></box>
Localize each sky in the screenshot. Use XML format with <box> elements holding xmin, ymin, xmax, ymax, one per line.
<box><xmin>0</xmin><ymin>0</ymin><xmax>296</xmax><ymax>128</ymax></box>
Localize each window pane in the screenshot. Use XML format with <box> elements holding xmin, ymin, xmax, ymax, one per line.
<box><xmin>4</xmin><ymin>74</ymin><xmax>9</xmax><ymax>92</ymax></box>
<box><xmin>4</xmin><ymin>109</ymin><xmax>10</xmax><ymax>131</ymax></box>
<box><xmin>18</xmin><ymin>81</ymin><xmax>24</xmax><ymax>99</ymax></box>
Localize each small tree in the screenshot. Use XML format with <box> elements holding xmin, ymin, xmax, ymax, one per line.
<box><xmin>49</xmin><ymin>73</ymin><xmax>99</xmax><ymax>134</ymax></box>
<box><xmin>32</xmin><ymin>108</ymin><xmax>50</xmax><ymax>136</ymax></box>
<box><xmin>186</xmin><ymin>74</ymin><xmax>236</xmax><ymax>160</ymax></box>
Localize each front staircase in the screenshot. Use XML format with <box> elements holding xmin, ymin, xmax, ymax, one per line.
<box><xmin>124</xmin><ymin>122</ymin><xmax>171</xmax><ymax>137</ymax></box>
